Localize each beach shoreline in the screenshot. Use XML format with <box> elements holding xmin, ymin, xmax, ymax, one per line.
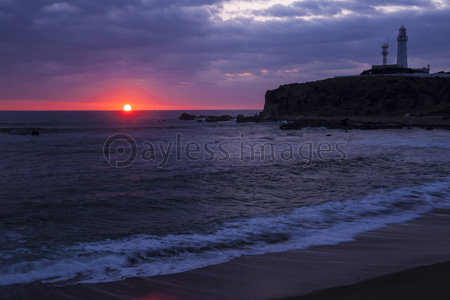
<box><xmin>3</xmin><ymin>208</ymin><xmax>450</xmax><ymax>300</ymax></box>
<box><xmin>285</xmin><ymin>260</ymin><xmax>450</xmax><ymax>300</ymax></box>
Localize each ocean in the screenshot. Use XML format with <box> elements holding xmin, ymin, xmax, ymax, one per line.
<box><xmin>1</xmin><ymin>110</ymin><xmax>450</xmax><ymax>288</ymax></box>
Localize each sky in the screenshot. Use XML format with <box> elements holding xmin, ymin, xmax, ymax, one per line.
<box><xmin>0</xmin><ymin>0</ymin><xmax>449</xmax><ymax>110</ymax></box>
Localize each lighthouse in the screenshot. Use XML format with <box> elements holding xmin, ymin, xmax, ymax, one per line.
<box><xmin>396</xmin><ymin>26</ymin><xmax>408</xmax><ymax>68</ymax></box>
<box><xmin>368</xmin><ymin>26</ymin><xmax>432</xmax><ymax>75</ymax></box>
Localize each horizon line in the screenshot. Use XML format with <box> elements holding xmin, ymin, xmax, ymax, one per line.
<box><xmin>0</xmin><ymin>108</ymin><xmax>263</xmax><ymax>112</ymax></box>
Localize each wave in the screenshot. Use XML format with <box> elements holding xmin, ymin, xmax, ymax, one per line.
<box><xmin>1</xmin><ymin>178</ymin><xmax>450</xmax><ymax>286</ymax></box>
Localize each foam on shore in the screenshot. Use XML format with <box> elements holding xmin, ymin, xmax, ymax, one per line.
<box><xmin>2</xmin><ymin>208</ymin><xmax>450</xmax><ymax>300</ymax></box>
<box><xmin>2</xmin><ymin>178</ymin><xmax>450</xmax><ymax>287</ymax></box>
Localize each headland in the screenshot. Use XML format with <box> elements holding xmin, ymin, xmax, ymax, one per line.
<box><xmin>261</xmin><ymin>76</ymin><xmax>450</xmax><ymax>130</ymax></box>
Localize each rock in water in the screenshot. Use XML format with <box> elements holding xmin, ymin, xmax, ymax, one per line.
<box><xmin>204</xmin><ymin>115</ymin><xmax>233</xmax><ymax>122</ymax></box>
<box><xmin>179</xmin><ymin>113</ymin><xmax>197</xmax><ymax>120</ymax></box>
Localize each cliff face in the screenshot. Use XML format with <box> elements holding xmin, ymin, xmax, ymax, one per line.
<box><xmin>262</xmin><ymin>76</ymin><xmax>450</xmax><ymax>119</ymax></box>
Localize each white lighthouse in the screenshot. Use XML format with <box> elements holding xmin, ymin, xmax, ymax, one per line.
<box><xmin>396</xmin><ymin>26</ymin><xmax>408</xmax><ymax>68</ymax></box>
<box><xmin>368</xmin><ymin>26</ymin><xmax>433</xmax><ymax>75</ymax></box>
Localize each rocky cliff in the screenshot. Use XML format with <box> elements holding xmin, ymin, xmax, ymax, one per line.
<box><xmin>262</xmin><ymin>76</ymin><xmax>450</xmax><ymax>119</ymax></box>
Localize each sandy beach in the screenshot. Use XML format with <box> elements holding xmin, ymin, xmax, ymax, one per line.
<box><xmin>287</xmin><ymin>261</ymin><xmax>450</xmax><ymax>300</ymax></box>
<box><xmin>2</xmin><ymin>208</ymin><xmax>450</xmax><ymax>300</ymax></box>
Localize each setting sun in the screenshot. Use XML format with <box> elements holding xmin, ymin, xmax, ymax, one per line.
<box><xmin>123</xmin><ymin>104</ymin><xmax>132</xmax><ymax>111</ymax></box>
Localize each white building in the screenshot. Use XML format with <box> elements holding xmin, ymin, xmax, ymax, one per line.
<box><xmin>396</xmin><ymin>26</ymin><xmax>408</xmax><ymax>68</ymax></box>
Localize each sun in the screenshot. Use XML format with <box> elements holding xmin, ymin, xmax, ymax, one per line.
<box><xmin>123</xmin><ymin>104</ymin><xmax>132</xmax><ymax>111</ymax></box>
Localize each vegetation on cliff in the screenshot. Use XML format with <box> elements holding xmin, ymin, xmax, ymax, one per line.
<box><xmin>262</xmin><ymin>76</ymin><xmax>450</xmax><ymax>119</ymax></box>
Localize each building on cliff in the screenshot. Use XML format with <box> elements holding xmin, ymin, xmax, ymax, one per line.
<box><xmin>364</xmin><ymin>26</ymin><xmax>435</xmax><ymax>77</ymax></box>
<box><xmin>335</xmin><ymin>26</ymin><xmax>449</xmax><ymax>78</ymax></box>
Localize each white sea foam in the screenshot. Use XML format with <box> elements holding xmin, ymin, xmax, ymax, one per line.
<box><xmin>1</xmin><ymin>178</ymin><xmax>450</xmax><ymax>286</ymax></box>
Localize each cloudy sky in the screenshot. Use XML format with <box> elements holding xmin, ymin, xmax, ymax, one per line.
<box><xmin>1</xmin><ymin>0</ymin><xmax>449</xmax><ymax>110</ymax></box>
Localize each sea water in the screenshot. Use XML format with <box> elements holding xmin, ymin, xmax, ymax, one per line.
<box><xmin>1</xmin><ymin>110</ymin><xmax>450</xmax><ymax>286</ymax></box>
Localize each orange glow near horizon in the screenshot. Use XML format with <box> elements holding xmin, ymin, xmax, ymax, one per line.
<box><xmin>0</xmin><ymin>101</ymin><xmax>262</xmax><ymax>110</ymax></box>
<box><xmin>0</xmin><ymin>83</ymin><xmax>265</xmax><ymax>110</ymax></box>
<box><xmin>0</xmin><ymin>84</ymin><xmax>265</xmax><ymax>110</ymax></box>
<box><xmin>0</xmin><ymin>99</ymin><xmax>262</xmax><ymax>111</ymax></box>
<box><xmin>0</xmin><ymin>85</ymin><xmax>262</xmax><ymax>110</ymax></box>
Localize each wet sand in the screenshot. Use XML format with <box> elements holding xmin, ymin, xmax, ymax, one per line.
<box><xmin>286</xmin><ymin>261</ymin><xmax>450</xmax><ymax>300</ymax></box>
<box><xmin>2</xmin><ymin>208</ymin><xmax>450</xmax><ymax>300</ymax></box>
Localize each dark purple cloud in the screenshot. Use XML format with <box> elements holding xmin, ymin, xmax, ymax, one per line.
<box><xmin>0</xmin><ymin>0</ymin><xmax>449</xmax><ymax>108</ymax></box>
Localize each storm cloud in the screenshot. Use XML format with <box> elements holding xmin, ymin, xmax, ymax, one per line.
<box><xmin>1</xmin><ymin>0</ymin><xmax>449</xmax><ymax>108</ymax></box>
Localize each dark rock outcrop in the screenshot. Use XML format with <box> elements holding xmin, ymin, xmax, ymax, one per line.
<box><xmin>179</xmin><ymin>113</ymin><xmax>197</xmax><ymax>120</ymax></box>
<box><xmin>279</xmin><ymin>119</ymin><xmax>403</xmax><ymax>130</ymax></box>
<box><xmin>178</xmin><ymin>113</ymin><xmax>233</xmax><ymax>122</ymax></box>
<box><xmin>178</xmin><ymin>113</ymin><xmax>262</xmax><ymax>123</ymax></box>
<box><xmin>8</xmin><ymin>129</ymin><xmax>40</xmax><ymax>135</ymax></box>
<box><xmin>236</xmin><ymin>114</ymin><xmax>262</xmax><ymax>123</ymax></box>
<box><xmin>262</xmin><ymin>76</ymin><xmax>450</xmax><ymax>120</ymax></box>
<box><xmin>202</xmin><ymin>115</ymin><xmax>233</xmax><ymax>122</ymax></box>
